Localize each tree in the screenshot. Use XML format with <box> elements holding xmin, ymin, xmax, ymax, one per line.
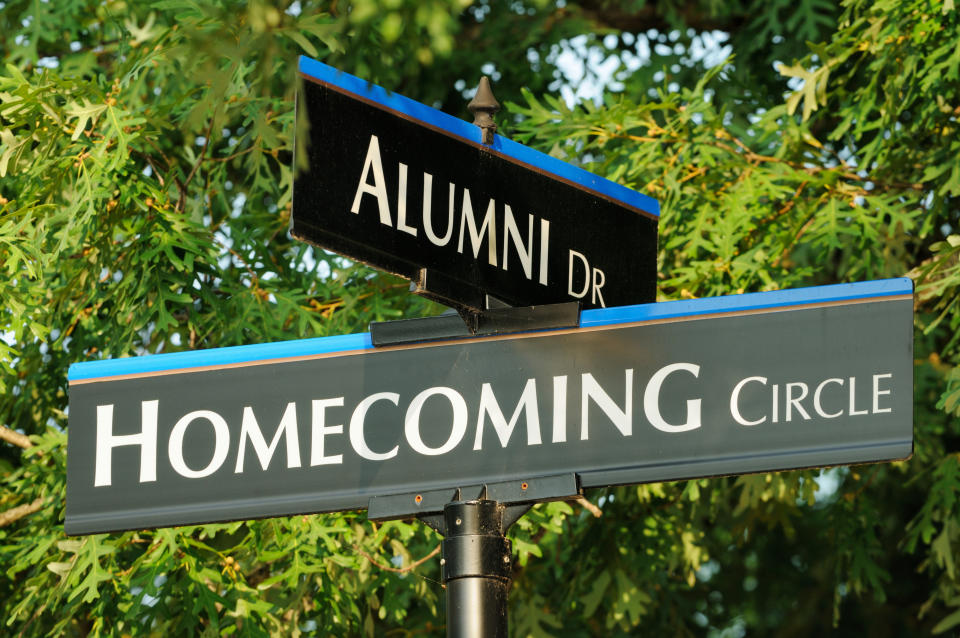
<box><xmin>1</xmin><ymin>0</ymin><xmax>958</xmax><ymax>635</ymax></box>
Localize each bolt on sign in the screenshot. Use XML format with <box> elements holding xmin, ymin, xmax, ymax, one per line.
<box><xmin>65</xmin><ymin>279</ymin><xmax>913</xmax><ymax>535</ymax></box>
<box><xmin>290</xmin><ymin>56</ymin><xmax>660</xmax><ymax>312</ymax></box>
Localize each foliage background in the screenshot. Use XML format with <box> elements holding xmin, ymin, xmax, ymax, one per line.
<box><xmin>1</xmin><ymin>0</ymin><xmax>959</xmax><ymax>635</ymax></box>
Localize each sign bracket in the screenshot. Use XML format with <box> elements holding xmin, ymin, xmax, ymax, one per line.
<box><xmin>369</xmin><ymin>474</ymin><xmax>580</xmax><ymax>638</ymax></box>
<box><xmin>369</xmin><ymin>298</ymin><xmax>581</xmax><ymax>347</ymax></box>
<box><xmin>367</xmin><ymin>473</ymin><xmax>580</xmax><ymax>522</ymax></box>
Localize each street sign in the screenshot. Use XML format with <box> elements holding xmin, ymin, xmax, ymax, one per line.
<box><xmin>65</xmin><ymin>278</ymin><xmax>913</xmax><ymax>535</ymax></box>
<box><xmin>291</xmin><ymin>56</ymin><xmax>660</xmax><ymax>312</ymax></box>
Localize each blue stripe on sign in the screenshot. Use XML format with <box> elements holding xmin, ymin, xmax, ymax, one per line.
<box><xmin>297</xmin><ymin>56</ymin><xmax>660</xmax><ymax>218</ymax></box>
<box><xmin>580</xmin><ymin>277</ymin><xmax>914</xmax><ymax>328</ymax></box>
<box><xmin>68</xmin><ymin>332</ymin><xmax>374</xmax><ymax>382</ymax></box>
<box><xmin>67</xmin><ymin>279</ymin><xmax>912</xmax><ymax>382</ymax></box>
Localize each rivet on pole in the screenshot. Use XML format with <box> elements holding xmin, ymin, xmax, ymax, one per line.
<box><xmin>468</xmin><ymin>76</ymin><xmax>500</xmax><ymax>145</ymax></box>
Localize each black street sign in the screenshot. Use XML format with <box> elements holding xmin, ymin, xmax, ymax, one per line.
<box><xmin>291</xmin><ymin>56</ymin><xmax>660</xmax><ymax>312</ymax></box>
<box><xmin>65</xmin><ymin>279</ymin><xmax>913</xmax><ymax>535</ymax></box>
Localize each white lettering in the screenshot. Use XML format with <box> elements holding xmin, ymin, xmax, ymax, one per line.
<box><xmin>552</xmin><ymin>375</ymin><xmax>567</xmax><ymax>443</ymax></box>
<box><xmin>730</xmin><ymin>377</ymin><xmax>767</xmax><ymax>426</ymax></box>
<box><xmin>169</xmin><ymin>410</ymin><xmax>230</xmax><ymax>479</ymax></box>
<box><xmin>406</xmin><ymin>387</ymin><xmax>468</xmax><ymax>455</ymax></box>
<box><xmin>849</xmin><ymin>376</ymin><xmax>868</xmax><ymax>416</ymax></box>
<box><xmin>395</xmin><ymin>163</ymin><xmax>416</xmax><ymax>236</ymax></box>
<box><xmin>568</xmin><ymin>250</ymin><xmax>590</xmax><ymax>299</ymax></box>
<box><xmin>422</xmin><ymin>174</ymin><xmax>454</xmax><ymax>246</ymax></box>
<box><xmin>235</xmin><ymin>403</ymin><xmax>301</xmax><ymax>472</ymax></box>
<box><xmin>873</xmin><ymin>373</ymin><xmax>893</xmax><ymax>413</ymax></box>
<box><xmin>457</xmin><ymin>189</ymin><xmax>497</xmax><ymax>266</ymax></box>
<box><xmin>94</xmin><ymin>401</ymin><xmax>158</xmax><ymax>487</ymax></box>
<box><xmin>350</xmin><ymin>392</ymin><xmax>400</xmax><ymax>461</ymax></box>
<box><xmin>475</xmin><ymin>379</ymin><xmax>542</xmax><ymax>449</ymax></box>
<box><xmin>592</xmin><ymin>267</ymin><xmax>606</xmax><ymax>307</ymax></box>
<box><xmin>814</xmin><ymin>378</ymin><xmax>844</xmax><ymax>418</ymax></box>
<box><xmin>772</xmin><ymin>383</ymin><xmax>779</xmax><ymax>423</ymax></box>
<box><xmin>581</xmin><ymin>370</ymin><xmax>633</xmax><ymax>439</ymax></box>
<box><xmin>643</xmin><ymin>363</ymin><xmax>701</xmax><ymax>433</ymax></box>
<box><xmin>538</xmin><ymin>219</ymin><xmax>550</xmax><ymax>286</ymax></box>
<box><xmin>502</xmin><ymin>205</ymin><xmax>534</xmax><ymax>279</ymax></box>
<box><xmin>785</xmin><ymin>382</ymin><xmax>811</xmax><ymax>421</ymax></box>
<box><xmin>311</xmin><ymin>398</ymin><xmax>344</xmax><ymax>466</ymax></box>
<box><xmin>350</xmin><ymin>135</ymin><xmax>392</xmax><ymax>226</ymax></box>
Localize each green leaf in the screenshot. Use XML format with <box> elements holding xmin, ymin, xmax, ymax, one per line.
<box><xmin>286</xmin><ymin>30</ymin><xmax>319</xmax><ymax>57</ymax></box>
<box><xmin>931</xmin><ymin>520</ymin><xmax>957</xmax><ymax>580</ymax></box>
<box><xmin>65</xmin><ymin>99</ymin><xmax>107</xmax><ymax>141</ymax></box>
<box><xmin>581</xmin><ymin>570</ymin><xmax>611</xmax><ymax>618</ymax></box>
<box><xmin>0</xmin><ymin>128</ymin><xmax>27</xmax><ymax>176</ymax></box>
<box><xmin>933</xmin><ymin>607</ymin><xmax>960</xmax><ymax>634</ymax></box>
<box><xmin>46</xmin><ymin>561</ymin><xmax>74</xmax><ymax>578</ymax></box>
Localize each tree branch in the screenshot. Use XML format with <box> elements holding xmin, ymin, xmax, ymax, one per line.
<box><xmin>0</xmin><ymin>498</ymin><xmax>44</xmax><ymax>527</ymax></box>
<box><xmin>0</xmin><ymin>425</ymin><xmax>32</xmax><ymax>449</ymax></box>
<box><xmin>354</xmin><ymin>543</ymin><xmax>441</xmax><ymax>574</ymax></box>
<box><xmin>575</xmin><ymin>496</ymin><xmax>603</xmax><ymax>518</ymax></box>
<box><xmin>574</xmin><ymin>1</ymin><xmax>747</xmax><ymax>35</ymax></box>
<box><xmin>183</xmin><ymin>115</ymin><xmax>217</xmax><ymax>191</ymax></box>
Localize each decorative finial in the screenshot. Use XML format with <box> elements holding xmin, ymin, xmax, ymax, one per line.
<box><xmin>468</xmin><ymin>76</ymin><xmax>500</xmax><ymax>145</ymax></box>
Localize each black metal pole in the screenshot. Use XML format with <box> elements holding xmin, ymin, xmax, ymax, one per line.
<box><xmin>441</xmin><ymin>498</ymin><xmax>512</xmax><ymax>638</ymax></box>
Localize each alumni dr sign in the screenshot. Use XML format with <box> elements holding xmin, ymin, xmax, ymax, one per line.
<box><xmin>290</xmin><ymin>57</ymin><xmax>659</xmax><ymax>312</ymax></box>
